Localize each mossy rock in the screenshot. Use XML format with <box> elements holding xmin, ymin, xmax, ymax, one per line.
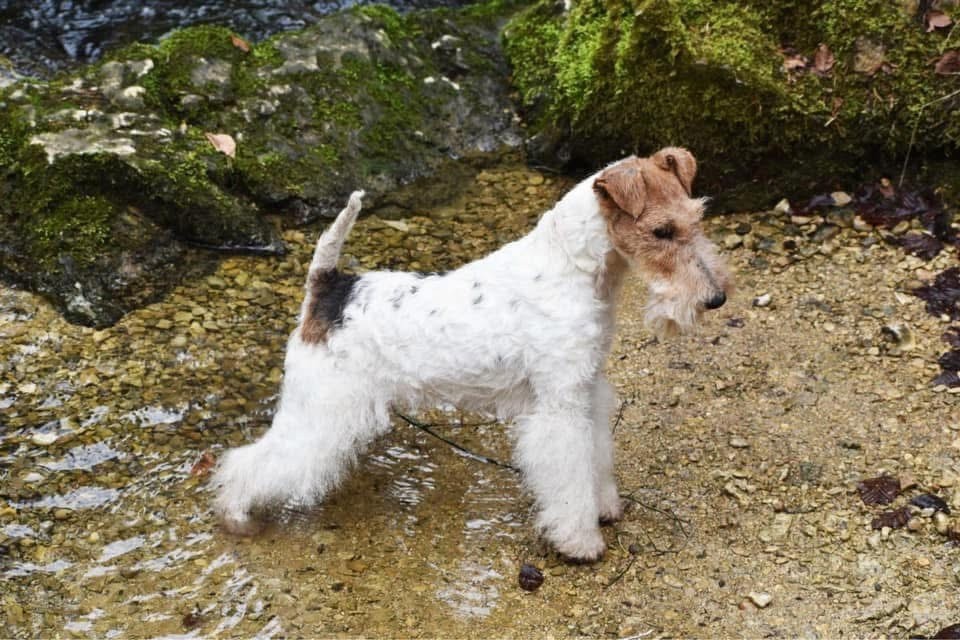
<box><xmin>504</xmin><ymin>0</ymin><xmax>960</xmax><ymax>209</ymax></box>
<box><xmin>0</xmin><ymin>2</ymin><xmax>523</xmax><ymax>326</ymax></box>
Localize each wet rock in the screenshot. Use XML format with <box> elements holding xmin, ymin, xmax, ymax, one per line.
<box><xmin>0</xmin><ymin>4</ymin><xmax>522</xmax><ymax>327</ymax></box>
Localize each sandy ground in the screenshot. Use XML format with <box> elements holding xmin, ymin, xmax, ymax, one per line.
<box><xmin>1</xmin><ymin>163</ymin><xmax>958</xmax><ymax>638</ymax></box>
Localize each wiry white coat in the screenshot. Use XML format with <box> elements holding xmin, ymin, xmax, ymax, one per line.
<box><xmin>216</xmin><ymin>170</ymin><xmax>646</xmax><ymax>560</ymax></box>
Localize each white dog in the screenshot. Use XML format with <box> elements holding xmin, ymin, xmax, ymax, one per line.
<box><xmin>214</xmin><ymin>147</ymin><xmax>732</xmax><ymax>561</ymax></box>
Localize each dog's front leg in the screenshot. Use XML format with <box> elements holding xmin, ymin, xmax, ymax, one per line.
<box><xmin>515</xmin><ymin>391</ymin><xmax>606</xmax><ymax>562</ymax></box>
<box><xmin>591</xmin><ymin>377</ymin><xmax>623</xmax><ymax>524</ymax></box>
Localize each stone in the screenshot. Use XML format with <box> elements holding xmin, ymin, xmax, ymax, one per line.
<box><xmin>748</xmin><ymin>592</ymin><xmax>773</xmax><ymax>608</ymax></box>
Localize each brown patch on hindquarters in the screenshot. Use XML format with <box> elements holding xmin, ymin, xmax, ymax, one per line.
<box><xmin>300</xmin><ymin>269</ymin><xmax>361</xmax><ymax>344</ymax></box>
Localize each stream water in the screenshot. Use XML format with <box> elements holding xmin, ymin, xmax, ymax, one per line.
<box><xmin>0</xmin><ymin>0</ymin><xmax>472</xmax><ymax>76</ymax></box>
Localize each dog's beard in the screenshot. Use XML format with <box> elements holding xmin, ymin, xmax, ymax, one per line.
<box><xmin>643</xmin><ymin>294</ymin><xmax>702</xmax><ymax>339</ymax></box>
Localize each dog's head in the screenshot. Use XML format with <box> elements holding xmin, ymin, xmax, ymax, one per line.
<box><xmin>593</xmin><ymin>147</ymin><xmax>733</xmax><ymax>337</ymax></box>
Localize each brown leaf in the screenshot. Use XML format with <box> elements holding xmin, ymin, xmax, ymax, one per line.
<box><xmin>190</xmin><ymin>451</ymin><xmax>216</xmax><ymax>477</ymax></box>
<box><xmin>933</xmin><ymin>623</ymin><xmax>960</xmax><ymax>639</ymax></box>
<box><xmin>857</xmin><ymin>475</ymin><xmax>901</xmax><ymax>505</ymax></box>
<box><xmin>935</xmin><ymin>50</ymin><xmax>960</xmax><ymax>75</ymax></box>
<box><xmin>813</xmin><ymin>43</ymin><xmax>835</xmax><ymax>76</ymax></box>
<box><xmin>870</xmin><ymin>505</ymin><xmax>911</xmax><ymax>530</ymax></box>
<box><xmin>230</xmin><ymin>34</ymin><xmax>251</xmax><ymax>53</ymax></box>
<box><xmin>926</xmin><ymin>10</ymin><xmax>954</xmax><ymax>32</ymax></box>
<box><xmin>204</xmin><ymin>132</ymin><xmax>236</xmax><ymax>159</ymax></box>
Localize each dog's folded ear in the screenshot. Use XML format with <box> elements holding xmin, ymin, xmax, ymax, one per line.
<box><xmin>593</xmin><ymin>160</ymin><xmax>646</xmax><ymax>218</ymax></box>
<box><xmin>652</xmin><ymin>147</ymin><xmax>696</xmax><ymax>196</ymax></box>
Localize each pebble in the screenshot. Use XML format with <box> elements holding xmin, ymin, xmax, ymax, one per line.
<box><xmin>831</xmin><ymin>191</ymin><xmax>852</xmax><ymax>207</ymax></box>
<box><xmin>753</xmin><ymin>293</ymin><xmax>772</xmax><ymax>307</ymax></box>
<box><xmin>934</xmin><ymin>512</ymin><xmax>950</xmax><ymax>535</ymax></box>
<box><xmin>724</xmin><ymin>234</ymin><xmax>743</xmax><ymax>250</ymax></box>
<box><xmin>31</xmin><ymin>433</ymin><xmax>59</xmax><ymax>446</ymax></box>
<box><xmin>729</xmin><ymin>436</ymin><xmax>750</xmax><ymax>448</ymax></box>
<box><xmin>748</xmin><ymin>592</ymin><xmax>773</xmax><ymax>608</ymax></box>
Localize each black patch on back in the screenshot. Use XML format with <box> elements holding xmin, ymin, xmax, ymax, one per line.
<box><xmin>310</xmin><ymin>269</ymin><xmax>361</xmax><ymax>329</ymax></box>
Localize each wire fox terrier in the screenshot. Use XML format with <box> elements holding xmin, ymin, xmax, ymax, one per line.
<box><xmin>214</xmin><ymin>147</ymin><xmax>732</xmax><ymax>562</ymax></box>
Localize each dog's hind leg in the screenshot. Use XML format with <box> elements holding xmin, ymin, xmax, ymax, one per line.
<box><xmin>213</xmin><ymin>362</ymin><xmax>391</xmax><ymax>534</ymax></box>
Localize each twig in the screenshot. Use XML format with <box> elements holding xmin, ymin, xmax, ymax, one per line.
<box><xmin>621</xmin><ymin>491</ymin><xmax>692</xmax><ymax>537</ymax></box>
<box><xmin>940</xmin><ymin>22</ymin><xmax>958</xmax><ymax>55</ymax></box>
<box><xmin>605</xmin><ymin>553</ymin><xmax>638</xmax><ymax>588</ymax></box>
<box><xmin>394</xmin><ymin>411</ymin><xmax>519</xmax><ymax>472</ymax></box>
<box><xmin>899</xmin><ymin>87</ymin><xmax>960</xmax><ymax>188</ymax></box>
<box><xmin>611</xmin><ymin>400</ymin><xmax>626</xmax><ymax>434</ymax></box>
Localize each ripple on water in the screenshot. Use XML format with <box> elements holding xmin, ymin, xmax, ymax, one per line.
<box><xmin>41</xmin><ymin>440</ymin><xmax>125</xmax><ymax>471</ymax></box>
<box><xmin>21</xmin><ymin>486</ymin><xmax>120</xmax><ymax>510</ymax></box>
<box><xmin>97</xmin><ymin>535</ymin><xmax>146</xmax><ymax>563</ymax></box>
<box><xmin>122</xmin><ymin>404</ymin><xmax>187</xmax><ymax>427</ymax></box>
<box><xmin>4</xmin><ymin>558</ymin><xmax>73</xmax><ymax>578</ymax></box>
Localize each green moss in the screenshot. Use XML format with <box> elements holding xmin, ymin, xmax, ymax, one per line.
<box><xmin>354</xmin><ymin>5</ymin><xmax>418</xmax><ymax>42</ymax></box>
<box><xmin>505</xmin><ymin>0</ymin><xmax>960</xmax><ymax>205</ymax></box>
<box><xmin>25</xmin><ymin>195</ymin><xmax>114</xmax><ymax>268</ymax></box>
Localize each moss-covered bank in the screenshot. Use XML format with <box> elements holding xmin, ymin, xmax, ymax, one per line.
<box><xmin>504</xmin><ymin>0</ymin><xmax>960</xmax><ymax>209</ymax></box>
<box><xmin>0</xmin><ymin>3</ymin><xmax>522</xmax><ymax>326</ymax></box>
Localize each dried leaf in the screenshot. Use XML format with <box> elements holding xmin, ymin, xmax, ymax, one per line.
<box><xmin>935</xmin><ymin>50</ymin><xmax>960</xmax><ymax>75</ymax></box>
<box><xmin>518</xmin><ymin>563</ymin><xmax>544</xmax><ymax>591</ymax></box>
<box><xmin>943</xmin><ymin>327</ymin><xmax>960</xmax><ymax>349</ymax></box>
<box><xmin>938</xmin><ymin>349</ymin><xmax>960</xmax><ymax>372</ymax></box>
<box><xmin>190</xmin><ymin>451</ymin><xmax>216</xmax><ymax>477</ymax></box>
<box><xmin>230</xmin><ymin>34</ymin><xmax>251</xmax><ymax>53</ymax></box>
<box><xmin>926</xmin><ymin>10</ymin><xmax>954</xmax><ymax>32</ymax></box>
<box><xmin>913</xmin><ymin>267</ymin><xmax>960</xmax><ymax>320</ymax></box>
<box><xmin>857</xmin><ymin>475</ymin><xmax>901</xmax><ymax>505</ymax></box>
<box><xmin>933</xmin><ymin>624</ymin><xmax>960</xmax><ymax>639</ymax></box>
<box><xmin>910</xmin><ymin>493</ymin><xmax>951</xmax><ymax>514</ymax></box>
<box><xmin>931</xmin><ymin>369</ymin><xmax>960</xmax><ymax>388</ymax></box>
<box><xmin>870</xmin><ymin>506</ymin><xmax>911</xmax><ymax>530</ymax></box>
<box><xmin>204</xmin><ymin>132</ymin><xmax>236</xmax><ymax>159</ymax></box>
<box><xmin>813</xmin><ymin>43</ymin><xmax>835</xmax><ymax>76</ymax></box>
<box><xmin>898</xmin><ymin>232</ymin><xmax>944</xmax><ymax>260</ymax></box>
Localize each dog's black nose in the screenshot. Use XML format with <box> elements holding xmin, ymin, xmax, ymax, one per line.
<box><xmin>705</xmin><ymin>292</ymin><xmax>727</xmax><ymax>310</ymax></box>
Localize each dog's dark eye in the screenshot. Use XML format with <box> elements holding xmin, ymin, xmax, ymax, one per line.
<box><xmin>653</xmin><ymin>225</ymin><xmax>675</xmax><ymax>240</ymax></box>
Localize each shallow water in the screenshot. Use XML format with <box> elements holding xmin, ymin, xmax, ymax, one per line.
<box><xmin>0</xmin><ymin>164</ymin><xmax>562</xmax><ymax>638</ymax></box>
<box><xmin>0</xmin><ymin>0</ymin><xmax>473</xmax><ymax>76</ymax></box>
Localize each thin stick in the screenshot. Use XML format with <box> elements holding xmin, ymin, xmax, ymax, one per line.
<box><xmin>621</xmin><ymin>491</ymin><xmax>692</xmax><ymax>537</ymax></box>
<box><xmin>611</xmin><ymin>400</ymin><xmax>626</xmax><ymax>434</ymax></box>
<box><xmin>394</xmin><ymin>411</ymin><xmax>519</xmax><ymax>473</ymax></box>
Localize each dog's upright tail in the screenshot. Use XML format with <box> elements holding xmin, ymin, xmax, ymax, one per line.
<box><xmin>299</xmin><ymin>191</ymin><xmax>364</xmax><ymax>344</ymax></box>
<box><xmin>308</xmin><ymin>190</ymin><xmax>365</xmax><ymax>276</ymax></box>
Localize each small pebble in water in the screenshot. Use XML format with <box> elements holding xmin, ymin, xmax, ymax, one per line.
<box><xmin>518</xmin><ymin>563</ymin><xmax>544</xmax><ymax>592</ymax></box>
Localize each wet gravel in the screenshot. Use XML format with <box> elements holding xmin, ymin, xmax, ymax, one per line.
<box><xmin>1</xmin><ymin>163</ymin><xmax>959</xmax><ymax>638</ymax></box>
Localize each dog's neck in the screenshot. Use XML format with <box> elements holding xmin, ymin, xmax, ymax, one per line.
<box><xmin>542</xmin><ymin>177</ymin><xmax>626</xmax><ymax>301</ymax></box>
<box><xmin>595</xmin><ymin>250</ymin><xmax>629</xmax><ymax>302</ymax></box>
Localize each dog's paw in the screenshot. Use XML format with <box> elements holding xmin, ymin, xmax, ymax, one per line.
<box><xmin>598</xmin><ymin>499</ymin><xmax>624</xmax><ymax>526</ymax></box>
<box><xmin>219</xmin><ymin>510</ymin><xmax>265</xmax><ymax>537</ymax></box>
<box><xmin>552</xmin><ymin>527</ymin><xmax>606</xmax><ymax>563</ymax></box>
